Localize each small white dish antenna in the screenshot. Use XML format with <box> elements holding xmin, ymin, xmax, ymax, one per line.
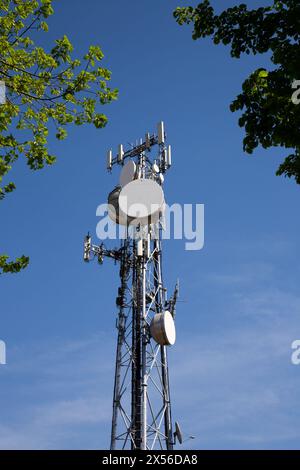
<box><xmin>159</xmin><ymin>173</ymin><xmax>164</xmax><ymax>184</ymax></box>
<box><xmin>152</xmin><ymin>163</ymin><xmax>160</xmax><ymax>174</ymax></box>
<box><xmin>120</xmin><ymin>160</ymin><xmax>136</xmax><ymax>187</ymax></box>
<box><xmin>150</xmin><ymin>311</ymin><xmax>176</xmax><ymax>346</ymax></box>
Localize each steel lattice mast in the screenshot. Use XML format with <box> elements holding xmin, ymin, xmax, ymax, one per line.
<box><xmin>84</xmin><ymin>123</ymin><xmax>181</xmax><ymax>450</ymax></box>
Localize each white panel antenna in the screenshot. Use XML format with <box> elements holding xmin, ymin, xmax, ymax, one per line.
<box><xmin>118</xmin><ymin>144</ymin><xmax>124</xmax><ymax>162</ymax></box>
<box><xmin>107</xmin><ymin>149</ymin><xmax>112</xmax><ymax>170</ymax></box>
<box><xmin>166</xmin><ymin>145</ymin><xmax>172</xmax><ymax>167</ymax></box>
<box><xmin>157</xmin><ymin>121</ymin><xmax>165</xmax><ymax>144</ymax></box>
<box><xmin>145</xmin><ymin>133</ymin><xmax>151</xmax><ymax>149</ymax></box>
<box><xmin>137</xmin><ymin>239</ymin><xmax>143</xmax><ymax>257</ymax></box>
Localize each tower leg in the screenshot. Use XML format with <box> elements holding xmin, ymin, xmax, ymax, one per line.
<box><xmin>141</xmin><ymin>256</ymin><xmax>147</xmax><ymax>450</ymax></box>
<box><xmin>110</xmin><ymin>240</ymin><xmax>130</xmax><ymax>450</ymax></box>
<box><xmin>153</xmin><ymin>238</ymin><xmax>174</xmax><ymax>449</ymax></box>
<box><xmin>110</xmin><ymin>311</ymin><xmax>126</xmax><ymax>450</ymax></box>
<box><xmin>161</xmin><ymin>345</ymin><xmax>173</xmax><ymax>450</ymax></box>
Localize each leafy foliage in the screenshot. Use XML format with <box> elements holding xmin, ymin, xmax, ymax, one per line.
<box><xmin>174</xmin><ymin>0</ymin><xmax>300</xmax><ymax>184</ymax></box>
<box><xmin>0</xmin><ymin>254</ymin><xmax>29</xmax><ymax>273</ymax></box>
<box><xmin>0</xmin><ymin>0</ymin><xmax>118</xmax><ymax>274</ymax></box>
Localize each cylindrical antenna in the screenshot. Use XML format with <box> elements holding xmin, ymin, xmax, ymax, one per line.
<box><xmin>166</xmin><ymin>145</ymin><xmax>172</xmax><ymax>167</ymax></box>
<box><xmin>157</xmin><ymin>121</ymin><xmax>165</xmax><ymax>144</ymax></box>
<box><xmin>118</xmin><ymin>144</ymin><xmax>124</xmax><ymax>163</ymax></box>
<box><xmin>147</xmin><ymin>234</ymin><xmax>151</xmax><ymax>259</ymax></box>
<box><xmin>107</xmin><ymin>149</ymin><xmax>113</xmax><ymax>170</ymax></box>
<box><xmin>83</xmin><ymin>234</ymin><xmax>91</xmax><ymax>262</ymax></box>
<box><xmin>137</xmin><ymin>238</ymin><xmax>143</xmax><ymax>257</ymax></box>
<box><xmin>145</xmin><ymin>133</ymin><xmax>151</xmax><ymax>149</ymax></box>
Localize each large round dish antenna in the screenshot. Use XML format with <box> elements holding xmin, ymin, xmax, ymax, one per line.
<box><xmin>120</xmin><ymin>160</ymin><xmax>136</xmax><ymax>187</ymax></box>
<box><xmin>107</xmin><ymin>186</ymin><xmax>134</xmax><ymax>226</ymax></box>
<box><xmin>150</xmin><ymin>311</ymin><xmax>176</xmax><ymax>346</ymax></box>
<box><xmin>118</xmin><ymin>179</ymin><xmax>164</xmax><ymax>226</ymax></box>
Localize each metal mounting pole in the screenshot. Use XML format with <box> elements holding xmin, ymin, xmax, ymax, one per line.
<box><xmin>153</xmin><ymin>237</ymin><xmax>173</xmax><ymax>450</ymax></box>
<box><xmin>141</xmin><ymin>249</ymin><xmax>147</xmax><ymax>450</ymax></box>
<box><xmin>110</xmin><ymin>239</ymin><xmax>130</xmax><ymax>450</ymax></box>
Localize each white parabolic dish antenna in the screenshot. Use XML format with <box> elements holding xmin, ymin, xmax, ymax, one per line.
<box><xmin>119</xmin><ymin>179</ymin><xmax>165</xmax><ymax>226</ymax></box>
<box><xmin>150</xmin><ymin>311</ymin><xmax>176</xmax><ymax>346</ymax></box>
<box><xmin>107</xmin><ymin>186</ymin><xmax>135</xmax><ymax>226</ymax></box>
<box><xmin>120</xmin><ymin>160</ymin><xmax>136</xmax><ymax>187</ymax></box>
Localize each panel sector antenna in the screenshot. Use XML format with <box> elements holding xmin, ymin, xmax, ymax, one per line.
<box><xmin>83</xmin><ymin>122</ymin><xmax>181</xmax><ymax>450</ymax></box>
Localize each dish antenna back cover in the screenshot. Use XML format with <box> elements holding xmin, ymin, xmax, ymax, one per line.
<box><xmin>120</xmin><ymin>160</ymin><xmax>136</xmax><ymax>187</ymax></box>
<box><xmin>150</xmin><ymin>311</ymin><xmax>176</xmax><ymax>346</ymax></box>
<box><xmin>107</xmin><ymin>186</ymin><xmax>134</xmax><ymax>226</ymax></box>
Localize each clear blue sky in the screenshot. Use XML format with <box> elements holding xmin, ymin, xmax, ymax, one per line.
<box><xmin>1</xmin><ymin>0</ymin><xmax>300</xmax><ymax>450</ymax></box>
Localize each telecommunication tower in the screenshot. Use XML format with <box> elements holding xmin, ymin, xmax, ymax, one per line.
<box><xmin>84</xmin><ymin>122</ymin><xmax>182</xmax><ymax>450</ymax></box>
